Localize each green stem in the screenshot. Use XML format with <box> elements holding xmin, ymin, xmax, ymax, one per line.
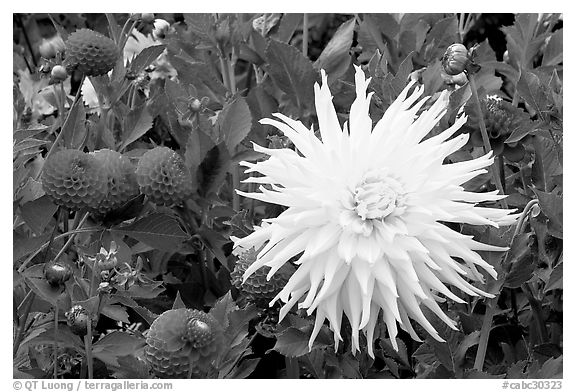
<box><xmin>13</xmin><ymin>291</ymin><xmax>35</xmax><ymax>357</ymax></box>
<box><xmin>302</xmin><ymin>14</ymin><xmax>309</xmax><ymax>57</ymax></box>
<box><xmin>53</xmin><ymin>303</ymin><xmax>59</xmax><ymax>379</ymax></box>
<box><xmin>473</xmin><ymin>199</ymin><xmax>538</xmax><ymax>371</ymax></box>
<box><xmin>84</xmin><ymin>318</ymin><xmax>93</xmax><ymax>379</ymax></box>
<box><xmin>39</xmin><ymin>74</ymin><xmax>86</xmax><ymax>179</ymax></box>
<box><xmin>285</xmin><ymin>357</ymin><xmax>300</xmax><ymax>379</ymax></box>
<box><xmin>18</xmin><ymin>211</ymin><xmax>91</xmax><ymax>273</ymax></box>
<box><xmin>467</xmin><ymin>73</ymin><xmax>508</xmax><ymax>209</ymax></box>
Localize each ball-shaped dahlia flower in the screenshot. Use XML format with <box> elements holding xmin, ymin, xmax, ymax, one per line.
<box><xmin>232</xmin><ymin>66</ymin><xmax>518</xmax><ymax>357</ymax></box>
<box><xmin>145</xmin><ymin>309</ymin><xmax>224</xmax><ymax>378</ymax></box>
<box><xmin>231</xmin><ymin>248</ymin><xmax>293</xmax><ymax>306</ymax></box>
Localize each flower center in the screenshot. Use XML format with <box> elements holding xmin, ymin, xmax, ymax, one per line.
<box><xmin>353</xmin><ymin>171</ymin><xmax>406</xmax><ymax>221</ymax></box>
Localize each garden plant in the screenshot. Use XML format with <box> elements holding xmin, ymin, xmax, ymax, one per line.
<box><xmin>13</xmin><ymin>13</ymin><xmax>562</xmax><ymax>379</ymax></box>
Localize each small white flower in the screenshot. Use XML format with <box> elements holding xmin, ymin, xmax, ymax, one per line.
<box><xmin>233</xmin><ymin>66</ymin><xmax>518</xmax><ymax>356</ymax></box>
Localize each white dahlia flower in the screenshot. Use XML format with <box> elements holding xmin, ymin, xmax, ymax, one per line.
<box><xmin>233</xmin><ymin>66</ymin><xmax>518</xmax><ymax>356</ymax></box>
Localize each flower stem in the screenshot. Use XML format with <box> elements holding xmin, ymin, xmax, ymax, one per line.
<box><xmin>473</xmin><ymin>199</ymin><xmax>539</xmax><ymax>371</ymax></box>
<box><xmin>13</xmin><ymin>291</ymin><xmax>35</xmax><ymax>357</ymax></box>
<box><xmin>302</xmin><ymin>14</ymin><xmax>309</xmax><ymax>57</ymax></box>
<box><xmin>467</xmin><ymin>73</ymin><xmax>508</xmax><ymax>209</ymax></box>
<box><xmin>39</xmin><ymin>74</ymin><xmax>86</xmax><ymax>179</ymax></box>
<box><xmin>285</xmin><ymin>357</ymin><xmax>300</xmax><ymax>379</ymax></box>
<box><xmin>84</xmin><ymin>317</ymin><xmax>94</xmax><ymax>379</ymax></box>
<box><xmin>53</xmin><ymin>303</ymin><xmax>59</xmax><ymax>379</ymax></box>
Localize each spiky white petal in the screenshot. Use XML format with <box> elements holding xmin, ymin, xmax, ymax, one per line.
<box><xmin>233</xmin><ymin>66</ymin><xmax>517</xmax><ymax>356</ymax></box>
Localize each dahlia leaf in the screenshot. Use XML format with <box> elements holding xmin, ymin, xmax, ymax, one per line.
<box><xmin>172</xmin><ymin>291</ymin><xmax>187</xmax><ymax>310</ymax></box>
<box><xmin>209</xmin><ymin>291</ymin><xmax>237</xmax><ymax>330</ymax></box>
<box><xmin>533</xmin><ymin>188</ymin><xmax>563</xmax><ymax>237</ymax></box>
<box><xmin>120</xmin><ymin>105</ymin><xmax>153</xmax><ymax>150</ymax></box>
<box><xmin>218</xmin><ymin>97</ymin><xmax>253</xmax><ymax>154</ymax></box>
<box><xmin>274</xmin><ymin>13</ymin><xmax>302</xmax><ymax>43</ymax></box>
<box><xmin>504</xmin><ymin>233</ymin><xmax>535</xmax><ymax>288</ymax></box>
<box><xmin>423</xmin><ymin>15</ymin><xmax>459</xmax><ymax>61</ymax></box>
<box><xmin>531</xmin><ymin>136</ymin><xmax>562</xmax><ymax>193</ymax></box>
<box><xmin>198</xmin><ymin>142</ymin><xmax>231</xmax><ymax>197</ymax></box>
<box><xmin>111</xmin><ymin>213</ymin><xmax>190</xmax><ymax>252</ymax></box>
<box><xmin>272</xmin><ymin>325</ymin><xmax>332</xmax><ymax>358</ymax></box>
<box><xmin>516</xmin><ymin>71</ymin><xmax>550</xmax><ymax>122</ymax></box>
<box><xmin>129</xmin><ymin>44</ymin><xmax>166</xmax><ymax>75</ymax></box>
<box><xmin>265</xmin><ymin>39</ymin><xmax>318</xmax><ymax>109</ymax></box>
<box><xmin>19</xmin><ymin>195</ymin><xmax>58</xmax><ymax>236</ymax></box>
<box><xmin>226</xmin><ymin>358</ymin><xmax>260</xmax><ymax>379</ymax></box>
<box><xmin>314</xmin><ymin>18</ymin><xmax>355</xmax><ymax>82</ymax></box>
<box><xmin>544</xmin><ymin>261</ymin><xmax>563</xmax><ymax>292</ymax></box>
<box><xmin>502</xmin><ymin>14</ymin><xmax>548</xmax><ymax>70</ymax></box>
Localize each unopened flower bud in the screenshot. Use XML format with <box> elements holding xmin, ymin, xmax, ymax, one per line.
<box><xmin>190</xmin><ymin>98</ymin><xmax>202</xmax><ymax>112</ymax></box>
<box><xmin>141</xmin><ymin>13</ymin><xmax>155</xmax><ymax>24</ymax></box>
<box><xmin>65</xmin><ymin>305</ymin><xmax>97</xmax><ymax>336</ymax></box>
<box><xmin>152</xmin><ymin>19</ymin><xmax>170</xmax><ymax>40</ymax></box>
<box><xmin>442</xmin><ymin>43</ymin><xmax>471</xmax><ymax>76</ymax></box>
<box><xmin>44</xmin><ymin>260</ymin><xmax>72</xmax><ymax>287</ymax></box>
<box><xmin>51</xmin><ymin>65</ymin><xmax>68</xmax><ymax>82</ymax></box>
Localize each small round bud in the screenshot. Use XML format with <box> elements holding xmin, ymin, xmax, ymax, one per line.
<box><xmin>442</xmin><ymin>43</ymin><xmax>471</xmax><ymax>76</ymax></box>
<box><xmin>65</xmin><ymin>305</ymin><xmax>97</xmax><ymax>336</ymax></box>
<box><xmin>190</xmin><ymin>98</ymin><xmax>202</xmax><ymax>112</ymax></box>
<box><xmin>51</xmin><ymin>65</ymin><xmax>68</xmax><ymax>82</ymax></box>
<box><xmin>44</xmin><ymin>260</ymin><xmax>72</xmax><ymax>287</ymax></box>
<box><xmin>141</xmin><ymin>13</ymin><xmax>155</xmax><ymax>24</ymax></box>
<box><xmin>152</xmin><ymin>19</ymin><xmax>170</xmax><ymax>40</ymax></box>
<box><xmin>39</xmin><ymin>39</ymin><xmax>57</xmax><ymax>59</ymax></box>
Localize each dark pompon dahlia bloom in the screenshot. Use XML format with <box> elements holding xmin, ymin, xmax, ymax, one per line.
<box><xmin>233</xmin><ymin>66</ymin><xmax>519</xmax><ymax>356</ymax></box>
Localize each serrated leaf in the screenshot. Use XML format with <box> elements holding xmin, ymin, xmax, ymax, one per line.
<box><xmin>92</xmin><ymin>331</ymin><xmax>145</xmax><ymax>367</ymax></box>
<box><xmin>516</xmin><ymin>70</ymin><xmax>550</xmax><ymax>121</ymax></box>
<box><xmin>535</xmin><ymin>355</ymin><xmax>563</xmax><ymax>378</ymax></box>
<box><xmin>218</xmin><ymin>98</ymin><xmax>252</xmax><ymax>154</ymax></box>
<box><xmin>101</xmin><ymin>304</ymin><xmax>130</xmax><ymax>324</ymax></box>
<box><xmin>209</xmin><ymin>291</ymin><xmax>237</xmax><ymax>329</ymax></box>
<box><xmin>120</xmin><ymin>105</ymin><xmax>153</xmax><ymax>150</ymax></box>
<box><xmin>502</xmin><ymin>13</ymin><xmax>548</xmax><ymax>70</ymax></box>
<box><xmin>265</xmin><ymin>39</ymin><xmax>318</xmax><ymax>109</ymax></box>
<box><xmin>533</xmin><ymin>188</ymin><xmax>563</xmax><ymax>236</ymax></box>
<box><xmin>274</xmin><ymin>13</ymin><xmax>302</xmax><ymax>43</ymax></box>
<box><xmin>504</xmin><ymin>233</ymin><xmax>535</xmax><ymax>288</ymax></box>
<box><xmin>531</xmin><ymin>136</ymin><xmax>562</xmax><ymax>192</ymax></box>
<box><xmin>227</xmin><ymin>358</ymin><xmax>260</xmax><ymax>379</ymax></box>
<box><xmin>13</xmin><ymin>231</ymin><xmax>50</xmax><ymax>263</ymax></box>
<box><xmin>544</xmin><ymin>261</ymin><xmax>562</xmax><ymax>292</ymax></box>
<box><xmin>542</xmin><ymin>28</ymin><xmax>563</xmax><ymax>66</ymax></box>
<box><xmin>272</xmin><ymin>325</ymin><xmax>332</xmax><ymax>358</ymax></box>
<box><xmin>314</xmin><ymin>19</ymin><xmax>355</xmax><ymax>81</ymax></box>
<box><xmin>19</xmin><ymin>195</ymin><xmax>58</xmax><ymax>236</ymax></box>
<box><xmin>198</xmin><ymin>142</ymin><xmax>231</xmax><ymax>197</ymax></box>
<box><xmin>111</xmin><ymin>213</ymin><xmax>190</xmax><ymax>251</ymax></box>
<box><xmin>171</xmin><ymin>291</ymin><xmax>187</xmax><ymax>309</ymax></box>
<box><xmin>423</xmin><ymin>15</ymin><xmax>458</xmax><ymax>61</ymax></box>
<box><xmin>129</xmin><ymin>45</ymin><xmax>166</xmax><ymax>74</ymax></box>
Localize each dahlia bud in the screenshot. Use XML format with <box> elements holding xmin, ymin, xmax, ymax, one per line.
<box><xmin>44</xmin><ymin>260</ymin><xmax>72</xmax><ymax>287</ymax></box>
<box><xmin>65</xmin><ymin>305</ymin><xmax>97</xmax><ymax>337</ymax></box>
<box><xmin>152</xmin><ymin>19</ymin><xmax>170</xmax><ymax>40</ymax></box>
<box><xmin>141</xmin><ymin>13</ymin><xmax>155</xmax><ymax>24</ymax></box>
<box><xmin>442</xmin><ymin>43</ymin><xmax>471</xmax><ymax>76</ymax></box>
<box><xmin>51</xmin><ymin>65</ymin><xmax>68</xmax><ymax>82</ymax></box>
<box><xmin>39</xmin><ymin>40</ymin><xmax>57</xmax><ymax>59</ymax></box>
<box><xmin>189</xmin><ymin>98</ymin><xmax>202</xmax><ymax>112</ymax></box>
<box><xmin>95</xmin><ymin>241</ymin><xmax>119</xmax><ymax>271</ymax></box>
<box><xmin>39</xmin><ymin>36</ymin><xmax>65</xmax><ymax>59</ymax></box>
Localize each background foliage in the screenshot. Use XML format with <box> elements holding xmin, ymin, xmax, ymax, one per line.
<box><xmin>13</xmin><ymin>13</ymin><xmax>562</xmax><ymax>379</ymax></box>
